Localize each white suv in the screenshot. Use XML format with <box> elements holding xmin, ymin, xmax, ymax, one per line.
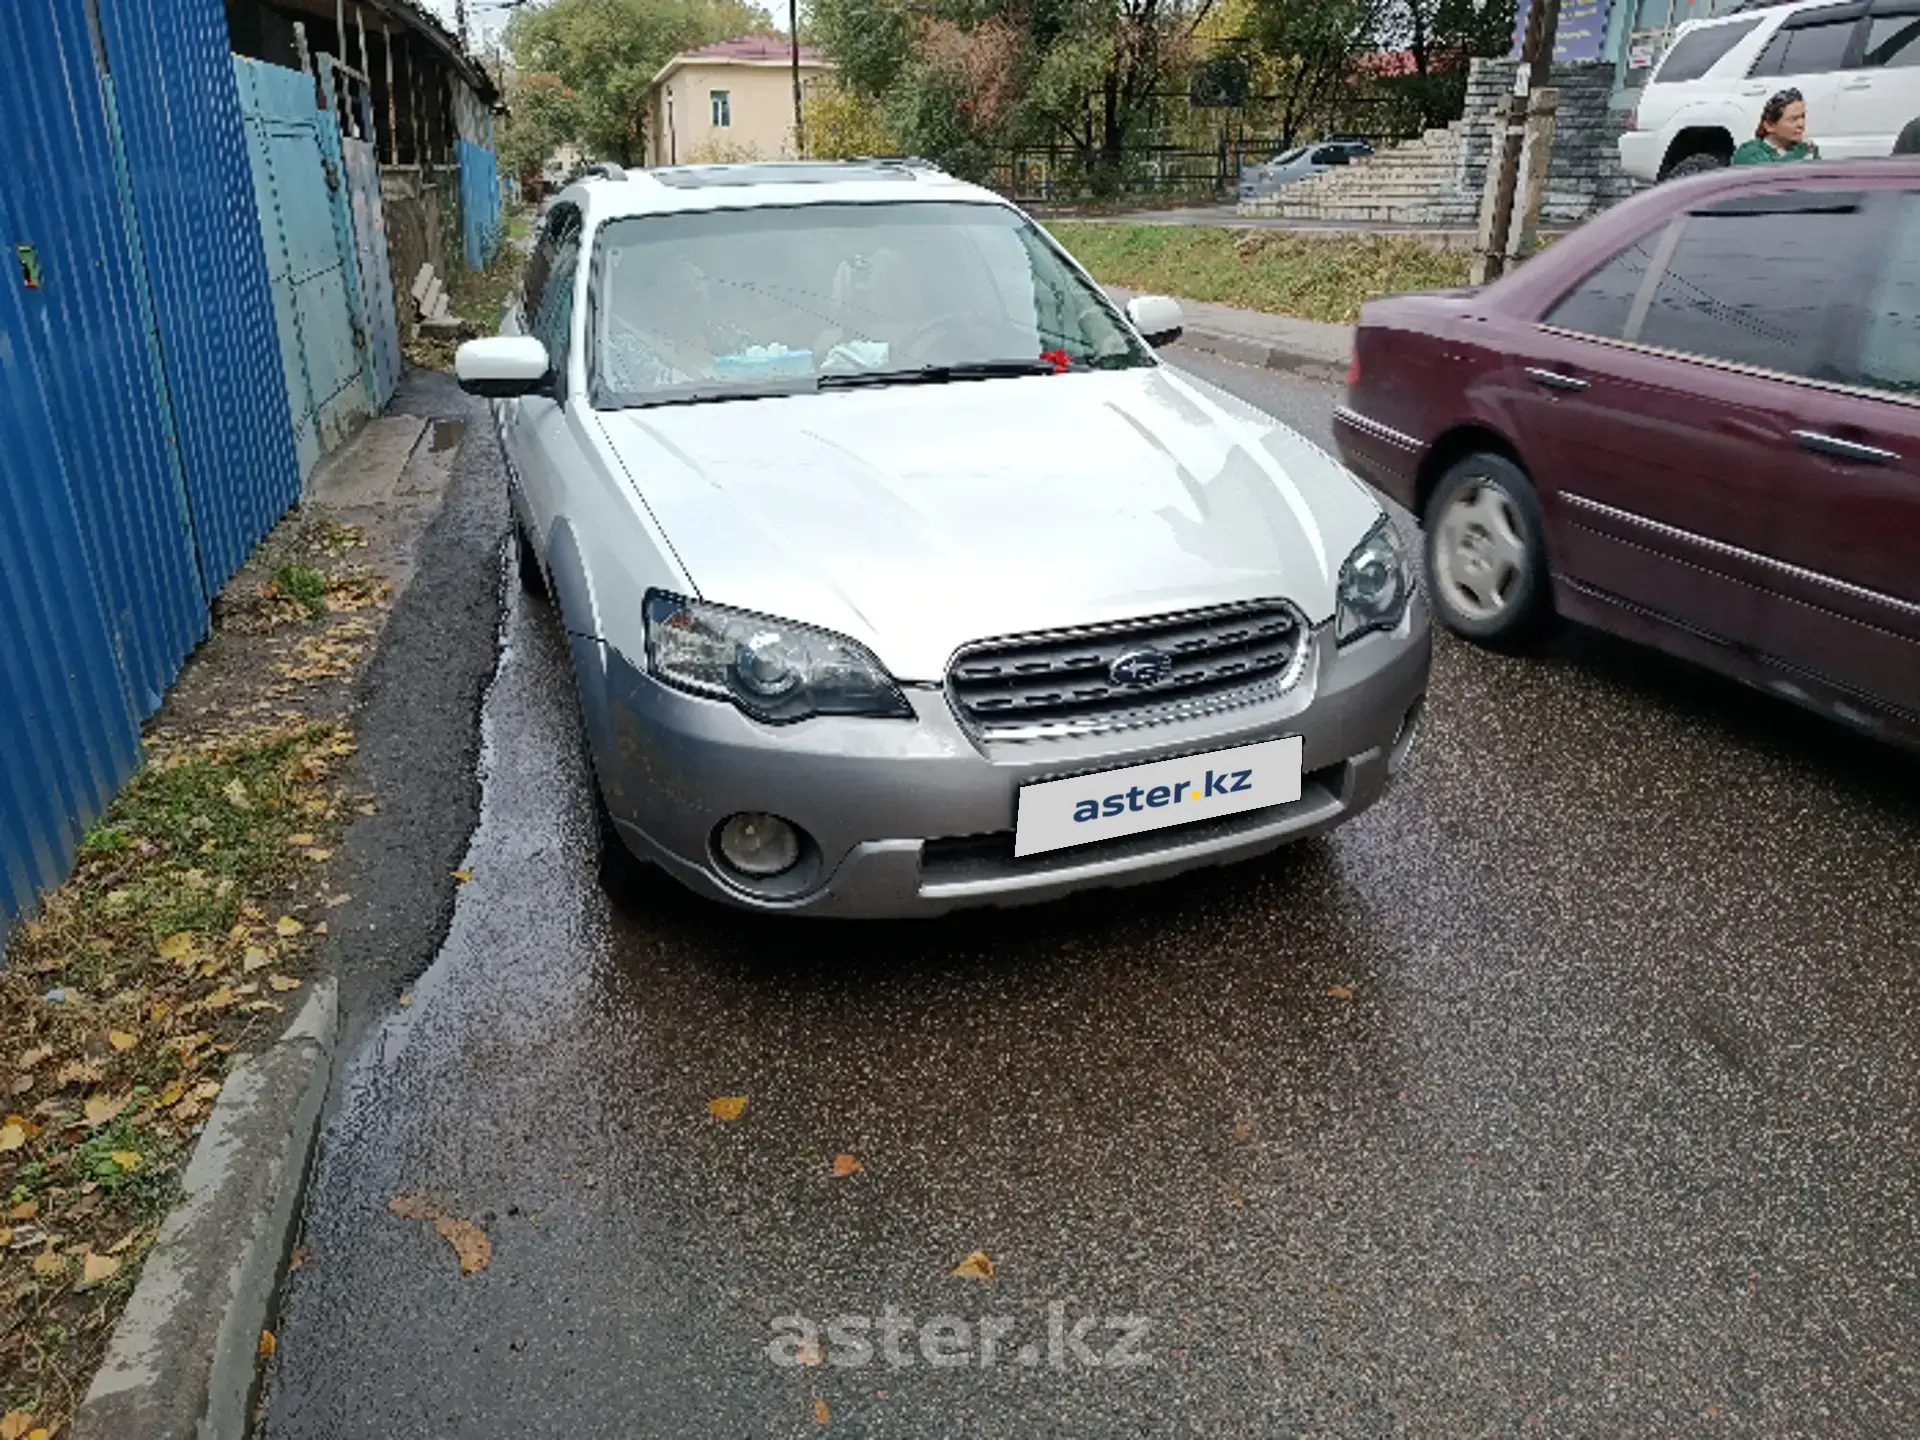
<box><xmin>1620</xmin><ymin>0</ymin><xmax>1920</xmax><ymax>181</ymax></box>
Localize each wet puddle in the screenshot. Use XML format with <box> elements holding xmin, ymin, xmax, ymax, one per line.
<box><xmin>428</xmin><ymin>417</ymin><xmax>466</xmax><ymax>452</ymax></box>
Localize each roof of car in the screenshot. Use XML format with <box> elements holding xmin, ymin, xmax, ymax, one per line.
<box><xmin>555</xmin><ymin>160</ymin><xmax>1006</xmax><ymax>223</ymax></box>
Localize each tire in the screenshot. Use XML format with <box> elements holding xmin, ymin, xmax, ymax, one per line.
<box><xmin>1663</xmin><ymin>150</ymin><xmax>1728</xmax><ymax>181</ymax></box>
<box><xmin>1422</xmin><ymin>453</ymin><xmax>1554</xmax><ymax>649</ymax></box>
<box><xmin>514</xmin><ymin>513</ymin><xmax>548</xmax><ymax>598</ymax></box>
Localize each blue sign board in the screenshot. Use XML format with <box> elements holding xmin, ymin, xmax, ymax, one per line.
<box><xmin>1512</xmin><ymin>0</ymin><xmax>1615</xmax><ymax>63</ymax></box>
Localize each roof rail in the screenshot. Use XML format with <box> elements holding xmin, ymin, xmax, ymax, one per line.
<box><xmin>580</xmin><ymin>162</ymin><xmax>628</xmax><ymax>180</ymax></box>
<box><xmin>851</xmin><ymin>155</ymin><xmax>947</xmax><ymax>174</ymax></box>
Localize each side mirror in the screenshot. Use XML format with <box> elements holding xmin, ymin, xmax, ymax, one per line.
<box><xmin>455</xmin><ymin>336</ymin><xmax>553</xmax><ymax>398</ymax></box>
<box><xmin>1126</xmin><ymin>294</ymin><xmax>1185</xmax><ymax>349</ymax></box>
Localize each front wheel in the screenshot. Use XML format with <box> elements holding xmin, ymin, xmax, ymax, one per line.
<box><xmin>1663</xmin><ymin>151</ymin><xmax>1727</xmax><ymax>180</ymax></box>
<box><xmin>1422</xmin><ymin>453</ymin><xmax>1554</xmax><ymax>648</ymax></box>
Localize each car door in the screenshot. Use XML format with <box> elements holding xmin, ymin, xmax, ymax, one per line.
<box><xmin>1743</xmin><ymin>3</ymin><xmax>1867</xmax><ymax>155</ymax></box>
<box><xmin>1493</xmin><ymin>213</ymin><xmax>1796</xmax><ymax>654</ymax></box>
<box><xmin>499</xmin><ymin>204</ymin><xmax>573</xmax><ymax>516</ymax></box>
<box><xmin>1833</xmin><ymin>1</ymin><xmax>1920</xmax><ymax>154</ymax></box>
<box><xmin>1745</xmin><ymin>186</ymin><xmax>1920</xmax><ymax>715</ymax></box>
<box><xmin>514</xmin><ymin>213</ymin><xmax>584</xmax><ymax>559</ymax></box>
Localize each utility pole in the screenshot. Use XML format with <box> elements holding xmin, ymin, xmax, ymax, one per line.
<box><xmin>1471</xmin><ymin>0</ymin><xmax>1560</xmax><ymax>285</ymax></box>
<box><xmin>789</xmin><ymin>0</ymin><xmax>805</xmax><ymax>158</ymax></box>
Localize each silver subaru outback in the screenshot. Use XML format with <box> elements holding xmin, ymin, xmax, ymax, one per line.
<box><xmin>457</xmin><ymin>160</ymin><xmax>1430</xmax><ymax>917</ymax></box>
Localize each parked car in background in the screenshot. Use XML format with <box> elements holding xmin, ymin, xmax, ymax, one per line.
<box><xmin>1335</xmin><ymin>160</ymin><xmax>1920</xmax><ymax>747</ymax></box>
<box><xmin>1621</xmin><ymin>0</ymin><xmax>1920</xmax><ymax>180</ymax></box>
<box><xmin>458</xmin><ymin>161</ymin><xmax>1430</xmax><ymax>916</ymax></box>
<box><xmin>1239</xmin><ymin>140</ymin><xmax>1374</xmax><ymax>201</ymax></box>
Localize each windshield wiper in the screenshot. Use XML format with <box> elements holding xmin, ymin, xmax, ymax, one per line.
<box><xmin>818</xmin><ymin>359</ymin><xmax>1058</xmax><ymax>390</ymax></box>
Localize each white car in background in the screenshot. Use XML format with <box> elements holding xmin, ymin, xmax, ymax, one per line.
<box><xmin>1620</xmin><ymin>0</ymin><xmax>1920</xmax><ymax>180</ymax></box>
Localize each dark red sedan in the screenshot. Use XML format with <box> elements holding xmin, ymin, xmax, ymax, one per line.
<box><xmin>1335</xmin><ymin>160</ymin><xmax>1919</xmax><ymax>748</ymax></box>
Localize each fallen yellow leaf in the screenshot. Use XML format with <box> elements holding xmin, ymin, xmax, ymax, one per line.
<box><xmin>243</xmin><ymin>947</ymin><xmax>273</xmax><ymax>973</ymax></box>
<box><xmin>302</xmin><ymin>848</ymin><xmax>333</xmax><ymax>862</ymax></box>
<box><xmin>388</xmin><ymin>1191</ymin><xmax>442</xmax><ymax>1221</ymax></box>
<box><xmin>202</xmin><ymin>986</ymin><xmax>236</xmax><ymax>1010</ymax></box>
<box><xmin>1326</xmin><ymin>985</ymin><xmax>1355</xmax><ymax>1000</ymax></box>
<box><xmin>433</xmin><ymin>1216</ymin><xmax>492</xmax><ymax>1275</ymax></box>
<box><xmin>192</xmin><ymin>1079</ymin><xmax>222</xmax><ymax>1101</ymax></box>
<box><xmin>84</xmin><ymin>1094</ymin><xmax>126</xmax><ymax>1127</ymax></box>
<box><xmin>16</xmin><ymin>1047</ymin><xmax>51</xmax><ymax>1070</ymax></box>
<box><xmin>288</xmin><ymin>833</ymin><xmax>316</xmax><ymax>846</ymax></box>
<box><xmin>813</xmin><ymin>1395</ymin><xmax>831</xmax><ymax>1424</ymax></box>
<box><xmin>451</xmin><ymin>869</ymin><xmax>473</xmax><ymax>883</ymax></box>
<box><xmin>951</xmin><ymin>1250</ymin><xmax>995</xmax><ymax>1281</ymax></box>
<box><xmin>258</xmin><ymin>1329</ymin><xmax>277</xmax><ymax>1360</ymax></box>
<box><xmin>81</xmin><ymin>1251</ymin><xmax>121</xmax><ymax>1284</ymax></box>
<box><xmin>223</xmin><ymin>778</ymin><xmax>251</xmax><ymax>809</ymax></box>
<box><xmin>396</xmin><ymin>992</ymin><xmax>413</xmax><ymax>1008</ymax></box>
<box><xmin>110</xmin><ymin>1150</ymin><xmax>142</xmax><ymax>1172</ymax></box>
<box><xmin>0</xmin><ymin>1229</ymin><xmax>9</xmax><ymax>1248</ymax></box>
<box><xmin>830</xmin><ymin>1153</ymin><xmax>863</xmax><ymax>1178</ymax></box>
<box><xmin>796</xmin><ymin>1338</ymin><xmax>827</xmax><ymax>1367</ymax></box>
<box><xmin>156</xmin><ymin>1080</ymin><xmax>187</xmax><ymax>1108</ymax></box>
<box><xmin>275</xmin><ymin>917</ymin><xmax>304</xmax><ymax>938</ymax></box>
<box><xmin>0</xmin><ymin>1411</ymin><xmax>33</xmax><ymax>1440</ymax></box>
<box><xmin>0</xmin><ymin>1124</ymin><xmax>23</xmax><ymax>1154</ymax></box>
<box><xmin>32</xmin><ymin>1251</ymin><xmax>64</xmax><ymax>1277</ymax></box>
<box><xmin>10</xmin><ymin>1200</ymin><xmax>39</xmax><ymax>1220</ymax></box>
<box><xmin>108</xmin><ymin>1029</ymin><xmax>139</xmax><ymax>1052</ymax></box>
<box><xmin>268</xmin><ymin>974</ymin><xmax>302</xmax><ymax>993</ymax></box>
<box><xmin>157</xmin><ymin>931</ymin><xmax>196</xmax><ymax>962</ymax></box>
<box><xmin>313</xmin><ymin>922</ymin><xmax>328</xmax><ymax>936</ymax></box>
<box><xmin>708</xmin><ymin>1096</ymin><xmax>748</xmax><ymax>1121</ymax></box>
<box><xmin>107</xmin><ymin>1227</ymin><xmax>142</xmax><ymax>1255</ymax></box>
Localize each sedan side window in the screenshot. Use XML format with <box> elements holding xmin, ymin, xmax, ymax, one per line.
<box><xmin>534</xmin><ymin>238</ymin><xmax>580</xmax><ymax>395</ymax></box>
<box><xmin>1631</xmin><ymin>198</ymin><xmax>1867</xmax><ymax>378</ymax></box>
<box><xmin>1542</xmin><ymin>232</ymin><xmax>1664</xmax><ymax>339</ymax></box>
<box><xmin>1854</xmin><ymin>193</ymin><xmax>1920</xmax><ymax>395</ymax></box>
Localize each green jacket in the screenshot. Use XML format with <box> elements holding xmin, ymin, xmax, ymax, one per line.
<box><xmin>1731</xmin><ymin>138</ymin><xmax>1821</xmax><ymax>165</ymax></box>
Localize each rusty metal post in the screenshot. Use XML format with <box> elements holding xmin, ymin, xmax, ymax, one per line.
<box><xmin>383</xmin><ymin>20</ymin><xmax>397</xmax><ymax>164</ymax></box>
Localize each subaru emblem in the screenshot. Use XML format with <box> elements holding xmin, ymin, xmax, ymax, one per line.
<box><xmin>1109</xmin><ymin>648</ymin><xmax>1174</xmax><ymax>688</ymax></box>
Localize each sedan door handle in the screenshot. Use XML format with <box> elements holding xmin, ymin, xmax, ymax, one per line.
<box><xmin>1794</xmin><ymin>430</ymin><xmax>1900</xmax><ymax>465</ymax></box>
<box><xmin>1526</xmin><ymin>366</ymin><xmax>1589</xmax><ymax>393</ymax></box>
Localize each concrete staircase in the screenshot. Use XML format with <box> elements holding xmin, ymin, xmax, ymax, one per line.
<box><xmin>1239</xmin><ymin>124</ymin><xmax>1468</xmax><ymax>226</ymax></box>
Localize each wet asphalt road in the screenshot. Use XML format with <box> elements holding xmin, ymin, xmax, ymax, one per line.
<box><xmin>262</xmin><ymin>355</ymin><xmax>1920</xmax><ymax>1438</ymax></box>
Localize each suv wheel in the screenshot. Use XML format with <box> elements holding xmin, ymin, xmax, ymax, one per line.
<box><xmin>1664</xmin><ymin>151</ymin><xmax>1727</xmax><ymax>180</ymax></box>
<box><xmin>1423</xmin><ymin>453</ymin><xmax>1554</xmax><ymax>648</ymax></box>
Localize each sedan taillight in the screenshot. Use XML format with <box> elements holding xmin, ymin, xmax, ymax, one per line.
<box><xmin>1346</xmin><ymin>344</ymin><xmax>1362</xmax><ymax>388</ymax></box>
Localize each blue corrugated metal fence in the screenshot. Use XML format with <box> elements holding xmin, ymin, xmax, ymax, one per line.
<box><xmin>0</xmin><ymin>0</ymin><xmax>301</xmax><ymax>930</ymax></box>
<box><xmin>458</xmin><ymin>139</ymin><xmax>503</xmax><ymax>271</ymax></box>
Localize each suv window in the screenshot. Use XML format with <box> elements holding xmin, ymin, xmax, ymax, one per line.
<box><xmin>1655</xmin><ymin>18</ymin><xmax>1763</xmax><ymax>82</ymax></box>
<box><xmin>523</xmin><ymin>204</ymin><xmax>579</xmax><ymax>326</ymax></box>
<box><xmin>1310</xmin><ymin>146</ymin><xmax>1350</xmax><ymax>165</ymax></box>
<box><xmin>1855</xmin><ymin>193</ymin><xmax>1920</xmax><ymax>394</ymax></box>
<box><xmin>1632</xmin><ymin>197</ymin><xmax>1870</xmax><ymax>377</ymax></box>
<box><xmin>1750</xmin><ymin>18</ymin><xmax>1860</xmax><ymax>75</ymax></box>
<box><xmin>1543</xmin><ymin>232</ymin><xmax>1664</xmax><ymax>338</ymax></box>
<box><xmin>534</xmin><ymin>229</ymin><xmax>581</xmax><ymax>392</ymax></box>
<box><xmin>1861</xmin><ymin>13</ymin><xmax>1920</xmax><ymax>66</ymax></box>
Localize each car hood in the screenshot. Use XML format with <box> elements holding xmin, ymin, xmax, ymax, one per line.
<box><xmin>595</xmin><ymin>367</ymin><xmax>1383</xmax><ymax>681</ymax></box>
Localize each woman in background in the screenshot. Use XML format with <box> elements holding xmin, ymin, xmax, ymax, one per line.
<box><xmin>1732</xmin><ymin>89</ymin><xmax>1820</xmax><ymax>164</ymax></box>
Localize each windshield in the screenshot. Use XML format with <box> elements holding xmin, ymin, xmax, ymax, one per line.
<box><xmin>590</xmin><ymin>200</ymin><xmax>1152</xmax><ymax>408</ymax></box>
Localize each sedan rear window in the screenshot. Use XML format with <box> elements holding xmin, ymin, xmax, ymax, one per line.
<box><xmin>590</xmin><ymin>201</ymin><xmax>1151</xmax><ymax>407</ymax></box>
<box><xmin>1653</xmin><ymin>18</ymin><xmax>1762</xmax><ymax>83</ymax></box>
<box><xmin>1856</xmin><ymin>194</ymin><xmax>1920</xmax><ymax>395</ymax></box>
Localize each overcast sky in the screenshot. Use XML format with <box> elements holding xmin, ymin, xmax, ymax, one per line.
<box><xmin>414</xmin><ymin>0</ymin><xmax>784</xmax><ymax>48</ymax></box>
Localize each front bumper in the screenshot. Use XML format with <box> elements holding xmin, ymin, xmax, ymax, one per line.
<box><xmin>585</xmin><ymin>603</ymin><xmax>1431</xmax><ymax>917</ymax></box>
<box><xmin>1617</xmin><ymin>130</ymin><xmax>1664</xmax><ymax>183</ymax></box>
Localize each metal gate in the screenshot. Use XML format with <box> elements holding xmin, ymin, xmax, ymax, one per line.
<box><xmin>235</xmin><ymin>54</ymin><xmax>374</xmax><ymax>480</ymax></box>
<box><xmin>344</xmin><ymin>134</ymin><xmax>401</xmax><ymax>407</ymax></box>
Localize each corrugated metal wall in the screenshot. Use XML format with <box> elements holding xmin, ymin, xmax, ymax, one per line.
<box><xmin>0</xmin><ymin>0</ymin><xmax>302</xmax><ymax>929</ymax></box>
<box><xmin>1</xmin><ymin>0</ymin><xmax>211</xmax><ymax>719</ymax></box>
<box><xmin>457</xmin><ymin>139</ymin><xmax>502</xmax><ymax>271</ymax></box>
<box><xmin>95</xmin><ymin>0</ymin><xmax>301</xmax><ymax>594</ymax></box>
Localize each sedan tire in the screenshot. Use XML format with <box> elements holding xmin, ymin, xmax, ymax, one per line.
<box><xmin>1663</xmin><ymin>151</ymin><xmax>1727</xmax><ymax>181</ymax></box>
<box><xmin>1423</xmin><ymin>453</ymin><xmax>1553</xmax><ymax>649</ymax></box>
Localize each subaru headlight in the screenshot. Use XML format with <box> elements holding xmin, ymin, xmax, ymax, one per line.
<box><xmin>1335</xmin><ymin>517</ymin><xmax>1412</xmax><ymax>645</ymax></box>
<box><xmin>643</xmin><ymin>593</ymin><xmax>912</xmax><ymax>723</ymax></box>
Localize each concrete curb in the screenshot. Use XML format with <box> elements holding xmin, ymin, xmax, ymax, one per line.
<box><xmin>76</xmin><ymin>978</ymin><xmax>338</xmax><ymax>1440</ymax></box>
<box><xmin>1172</xmin><ymin>322</ymin><xmax>1351</xmax><ymax>385</ymax></box>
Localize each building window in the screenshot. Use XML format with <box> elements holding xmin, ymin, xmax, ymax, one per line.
<box><xmin>710</xmin><ymin>90</ymin><xmax>731</xmax><ymax>127</ymax></box>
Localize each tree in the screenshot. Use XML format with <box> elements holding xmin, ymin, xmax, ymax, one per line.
<box><xmin>503</xmin><ymin>0</ymin><xmax>775</xmax><ymax>165</ymax></box>
<box><xmin>1242</xmin><ymin>0</ymin><xmax>1383</xmax><ymax>145</ymax></box>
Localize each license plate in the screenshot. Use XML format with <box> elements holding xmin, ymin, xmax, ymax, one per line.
<box><xmin>1013</xmin><ymin>737</ymin><xmax>1304</xmax><ymax>858</ymax></box>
